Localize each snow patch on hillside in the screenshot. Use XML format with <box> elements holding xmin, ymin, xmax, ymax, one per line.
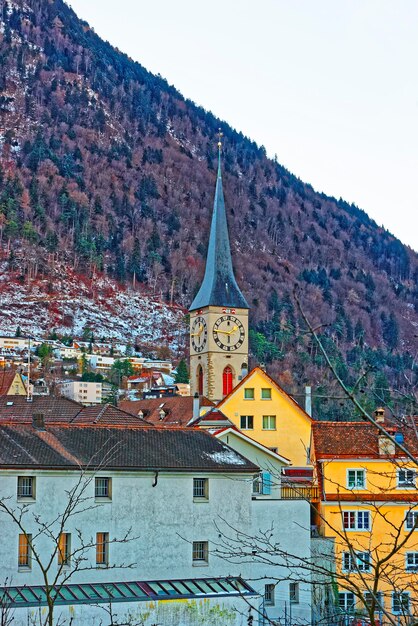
<box><xmin>0</xmin><ymin>262</ymin><xmax>185</xmax><ymax>346</ymax></box>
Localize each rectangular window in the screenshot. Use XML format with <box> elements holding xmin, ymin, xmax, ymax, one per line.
<box><xmin>406</xmin><ymin>552</ymin><xmax>418</xmax><ymax>570</ymax></box>
<box><xmin>364</xmin><ymin>591</ymin><xmax>383</xmax><ymax>610</ymax></box>
<box><xmin>264</xmin><ymin>584</ymin><xmax>275</xmax><ymax>606</ymax></box>
<box><xmin>405</xmin><ymin>510</ymin><xmax>418</xmax><ymax>530</ymax></box>
<box><xmin>262</xmin><ymin>415</ymin><xmax>276</xmax><ymax>430</ymax></box>
<box><xmin>192</xmin><ymin>541</ymin><xmax>208</xmax><ymax>564</ymax></box>
<box><xmin>347</xmin><ymin>469</ymin><xmax>365</xmax><ymax>489</ymax></box>
<box><xmin>339</xmin><ymin>592</ymin><xmax>355</xmax><ymax>611</ymax></box>
<box><xmin>398</xmin><ymin>469</ymin><xmax>416</xmax><ymax>488</ymax></box>
<box><xmin>96</xmin><ymin>532</ymin><xmax>109</xmax><ymax>566</ymax></box>
<box><xmin>18</xmin><ymin>534</ymin><xmax>31</xmax><ymax>569</ymax></box>
<box><xmin>95</xmin><ymin>477</ymin><xmax>112</xmax><ymax>499</ymax></box>
<box><xmin>17</xmin><ymin>476</ymin><xmax>35</xmax><ymax>499</ymax></box>
<box><xmin>193</xmin><ymin>478</ymin><xmax>209</xmax><ymax>500</ymax></box>
<box><xmin>58</xmin><ymin>533</ymin><xmax>71</xmax><ymax>566</ymax></box>
<box><xmin>289</xmin><ymin>582</ymin><xmax>299</xmax><ymax>604</ymax></box>
<box><xmin>392</xmin><ymin>592</ymin><xmax>410</xmax><ymax>614</ymax></box>
<box><xmin>342</xmin><ymin>551</ymin><xmax>371</xmax><ymax>572</ymax></box>
<box><xmin>253</xmin><ymin>472</ymin><xmax>272</xmax><ymax>495</ymax></box>
<box><xmin>342</xmin><ymin>510</ymin><xmax>370</xmax><ymax>531</ymax></box>
<box><xmin>240</xmin><ymin>415</ymin><xmax>254</xmax><ymax>430</ymax></box>
<box><xmin>244</xmin><ymin>388</ymin><xmax>254</xmax><ymax>400</ymax></box>
<box><xmin>261</xmin><ymin>388</ymin><xmax>272</xmax><ymax>400</ymax></box>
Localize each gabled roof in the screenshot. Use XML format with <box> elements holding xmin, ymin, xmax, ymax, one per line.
<box><xmin>188</xmin><ymin>407</ymin><xmax>233</xmax><ymax>428</ymax></box>
<box><xmin>0</xmin><ymin>371</ymin><xmax>23</xmax><ymax>395</ymax></box>
<box><xmin>119</xmin><ymin>396</ymin><xmax>214</xmax><ymax>427</ymax></box>
<box><xmin>0</xmin><ymin>423</ymin><xmax>259</xmax><ymax>473</ymax></box>
<box><xmin>189</xmin><ymin>150</ymin><xmax>248</xmax><ymax>311</ymax></box>
<box><xmin>217</xmin><ymin>366</ymin><xmax>312</xmax><ymax>422</ymax></box>
<box><xmin>312</xmin><ymin>420</ymin><xmax>418</xmax><ymax>459</ymax></box>
<box><xmin>214</xmin><ymin>426</ymin><xmax>291</xmax><ymax>465</ymax></box>
<box><xmin>70</xmin><ymin>404</ymin><xmax>148</xmax><ymax>427</ymax></box>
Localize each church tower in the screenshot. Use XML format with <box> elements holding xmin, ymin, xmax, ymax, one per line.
<box><xmin>189</xmin><ymin>140</ymin><xmax>249</xmax><ymax>402</ymax></box>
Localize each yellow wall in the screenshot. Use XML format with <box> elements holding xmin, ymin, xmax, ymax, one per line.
<box><xmin>318</xmin><ymin>458</ymin><xmax>418</xmax><ymax>616</ymax></box>
<box><xmin>218</xmin><ymin>368</ymin><xmax>312</xmax><ymax>467</ymax></box>
<box><xmin>7</xmin><ymin>372</ymin><xmax>26</xmax><ymax>395</ymax></box>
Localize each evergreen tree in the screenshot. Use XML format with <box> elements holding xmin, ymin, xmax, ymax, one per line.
<box><xmin>175</xmin><ymin>359</ymin><xmax>189</xmax><ymax>384</ymax></box>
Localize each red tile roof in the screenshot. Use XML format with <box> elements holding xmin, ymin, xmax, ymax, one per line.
<box><xmin>0</xmin><ymin>395</ymin><xmax>83</xmax><ymax>423</ymax></box>
<box><xmin>119</xmin><ymin>396</ymin><xmax>214</xmax><ymax>427</ymax></box>
<box><xmin>312</xmin><ymin>420</ymin><xmax>418</xmax><ymax>459</ymax></box>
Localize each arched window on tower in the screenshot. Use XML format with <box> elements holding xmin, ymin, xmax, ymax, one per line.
<box><xmin>197</xmin><ymin>365</ymin><xmax>203</xmax><ymax>396</ymax></box>
<box><xmin>223</xmin><ymin>366</ymin><xmax>234</xmax><ymax>396</ymax></box>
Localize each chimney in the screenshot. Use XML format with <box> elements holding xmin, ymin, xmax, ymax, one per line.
<box><xmin>32</xmin><ymin>413</ymin><xmax>45</xmax><ymax>430</ymax></box>
<box><xmin>193</xmin><ymin>392</ymin><xmax>200</xmax><ymax>419</ymax></box>
<box><xmin>374</xmin><ymin>407</ymin><xmax>385</xmax><ymax>423</ymax></box>
<box><xmin>305</xmin><ymin>385</ymin><xmax>312</xmax><ymax>417</ymax></box>
<box><xmin>378</xmin><ymin>433</ymin><xmax>395</xmax><ymax>456</ymax></box>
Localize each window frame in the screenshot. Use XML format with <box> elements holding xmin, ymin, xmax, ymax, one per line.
<box><xmin>342</xmin><ymin>510</ymin><xmax>370</xmax><ymax>531</ymax></box>
<box><xmin>289</xmin><ymin>582</ymin><xmax>299</xmax><ymax>604</ymax></box>
<box><xmin>96</xmin><ymin>532</ymin><xmax>109</xmax><ymax>567</ymax></box>
<box><xmin>193</xmin><ymin>477</ymin><xmax>209</xmax><ymax>501</ymax></box>
<box><xmin>397</xmin><ymin>469</ymin><xmax>416</xmax><ymax>489</ymax></box>
<box><xmin>392</xmin><ymin>591</ymin><xmax>410</xmax><ymax>614</ymax></box>
<box><xmin>405</xmin><ymin>510</ymin><xmax>418</xmax><ymax>530</ymax></box>
<box><xmin>264</xmin><ymin>583</ymin><xmax>275</xmax><ymax>606</ymax></box>
<box><xmin>406</xmin><ymin>552</ymin><xmax>418</xmax><ymax>571</ymax></box>
<box><xmin>192</xmin><ymin>541</ymin><xmax>209</xmax><ymax>565</ymax></box>
<box><xmin>95</xmin><ymin>477</ymin><xmax>112</xmax><ymax>500</ymax></box>
<box><xmin>252</xmin><ymin>472</ymin><xmax>272</xmax><ymax>496</ymax></box>
<box><xmin>244</xmin><ymin>388</ymin><xmax>254</xmax><ymax>400</ymax></box>
<box><xmin>58</xmin><ymin>533</ymin><xmax>71</xmax><ymax>567</ymax></box>
<box><xmin>342</xmin><ymin>551</ymin><xmax>371</xmax><ymax>572</ymax></box>
<box><xmin>240</xmin><ymin>415</ymin><xmax>254</xmax><ymax>430</ymax></box>
<box><xmin>17</xmin><ymin>476</ymin><xmax>36</xmax><ymax>500</ymax></box>
<box><xmin>262</xmin><ymin>415</ymin><xmax>276</xmax><ymax>430</ymax></box>
<box><xmin>347</xmin><ymin>469</ymin><xmax>366</xmax><ymax>490</ymax></box>
<box><xmin>261</xmin><ymin>388</ymin><xmax>272</xmax><ymax>400</ymax></box>
<box><xmin>18</xmin><ymin>533</ymin><xmax>32</xmax><ymax>570</ymax></box>
<box><xmin>339</xmin><ymin>592</ymin><xmax>355</xmax><ymax>612</ymax></box>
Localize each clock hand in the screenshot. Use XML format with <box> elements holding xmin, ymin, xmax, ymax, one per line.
<box><xmin>213</xmin><ymin>329</ymin><xmax>230</xmax><ymax>335</ymax></box>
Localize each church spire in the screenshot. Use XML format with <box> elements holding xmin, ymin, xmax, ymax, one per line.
<box><xmin>190</xmin><ymin>136</ymin><xmax>249</xmax><ymax>312</ymax></box>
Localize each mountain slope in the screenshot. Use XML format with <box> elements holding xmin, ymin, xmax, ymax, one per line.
<box><xmin>0</xmin><ymin>0</ymin><xmax>417</xmax><ymax>416</ymax></box>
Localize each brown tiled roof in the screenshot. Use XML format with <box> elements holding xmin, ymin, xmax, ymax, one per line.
<box><xmin>0</xmin><ymin>372</ymin><xmax>19</xmax><ymax>395</ymax></box>
<box><xmin>0</xmin><ymin>395</ymin><xmax>83</xmax><ymax>423</ymax></box>
<box><xmin>0</xmin><ymin>424</ymin><xmax>258</xmax><ymax>472</ymax></box>
<box><xmin>119</xmin><ymin>396</ymin><xmax>214</xmax><ymax>427</ymax></box>
<box><xmin>70</xmin><ymin>404</ymin><xmax>148</xmax><ymax>427</ymax></box>
<box><xmin>312</xmin><ymin>421</ymin><xmax>418</xmax><ymax>459</ymax></box>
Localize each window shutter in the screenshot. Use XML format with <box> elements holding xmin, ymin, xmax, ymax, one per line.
<box><xmin>262</xmin><ymin>472</ymin><xmax>272</xmax><ymax>495</ymax></box>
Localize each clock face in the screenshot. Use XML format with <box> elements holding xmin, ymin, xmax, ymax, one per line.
<box><xmin>191</xmin><ymin>316</ymin><xmax>207</xmax><ymax>353</ymax></box>
<box><xmin>213</xmin><ymin>315</ymin><xmax>245</xmax><ymax>351</ymax></box>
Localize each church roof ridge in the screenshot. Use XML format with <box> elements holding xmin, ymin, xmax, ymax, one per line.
<box><xmin>189</xmin><ymin>143</ymin><xmax>249</xmax><ymax>311</ymax></box>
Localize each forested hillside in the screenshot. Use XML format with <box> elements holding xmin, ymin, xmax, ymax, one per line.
<box><xmin>0</xmin><ymin>0</ymin><xmax>417</xmax><ymax>418</ymax></box>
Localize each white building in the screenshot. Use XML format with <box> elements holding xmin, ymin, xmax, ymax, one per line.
<box><xmin>59</xmin><ymin>380</ymin><xmax>102</xmax><ymax>405</ymax></box>
<box><xmin>0</xmin><ymin>418</ymin><xmax>312</xmax><ymax>625</ymax></box>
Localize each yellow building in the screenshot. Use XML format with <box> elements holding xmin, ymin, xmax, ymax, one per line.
<box><xmin>216</xmin><ymin>366</ymin><xmax>312</xmax><ymax>467</ymax></box>
<box><xmin>312</xmin><ymin>413</ymin><xmax>418</xmax><ymax>622</ymax></box>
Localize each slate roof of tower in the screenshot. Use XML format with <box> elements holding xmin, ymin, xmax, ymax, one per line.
<box><xmin>189</xmin><ymin>151</ymin><xmax>249</xmax><ymax>311</ymax></box>
<box><xmin>0</xmin><ymin>423</ymin><xmax>258</xmax><ymax>472</ymax></box>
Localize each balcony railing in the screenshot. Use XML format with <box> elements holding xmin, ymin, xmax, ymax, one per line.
<box><xmin>280</xmin><ymin>484</ymin><xmax>319</xmax><ymax>501</ymax></box>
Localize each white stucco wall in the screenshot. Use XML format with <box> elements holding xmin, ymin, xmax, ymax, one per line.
<box><xmin>0</xmin><ymin>469</ymin><xmax>311</xmax><ymax>624</ymax></box>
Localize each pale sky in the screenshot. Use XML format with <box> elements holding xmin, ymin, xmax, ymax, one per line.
<box><xmin>66</xmin><ymin>0</ymin><xmax>418</xmax><ymax>252</ymax></box>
